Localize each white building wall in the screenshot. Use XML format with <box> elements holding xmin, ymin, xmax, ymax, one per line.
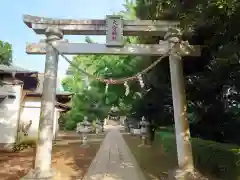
<box><xmin>0</xmin><ymin>84</ymin><xmax>22</xmax><ymax>147</ymax></box>
<box><xmin>20</xmin><ymin>99</ymin><xmax>41</xmax><ymax>138</ymax></box>
<box><xmin>20</xmin><ymin>97</ymin><xmax>59</xmax><ymax>139</ymax></box>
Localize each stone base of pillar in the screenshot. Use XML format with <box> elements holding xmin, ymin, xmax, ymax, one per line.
<box><xmin>21</xmin><ymin>168</ymin><xmax>64</xmax><ymax>180</ymax></box>
<box><xmin>168</xmin><ymin>168</ymin><xmax>208</xmax><ymax>180</ymax></box>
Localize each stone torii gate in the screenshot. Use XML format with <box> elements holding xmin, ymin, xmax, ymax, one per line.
<box><xmin>22</xmin><ymin>15</ymin><xmax>201</xmax><ymax>179</ymax></box>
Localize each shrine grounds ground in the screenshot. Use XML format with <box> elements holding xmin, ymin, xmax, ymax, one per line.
<box><xmin>0</xmin><ymin>132</ymin><xmax>105</xmax><ymax>180</ymax></box>
<box><xmin>0</xmin><ymin>129</ymin><xmax>239</xmax><ymax>180</ymax></box>
<box><xmin>123</xmin><ymin>128</ymin><xmax>240</xmax><ymax>180</ymax></box>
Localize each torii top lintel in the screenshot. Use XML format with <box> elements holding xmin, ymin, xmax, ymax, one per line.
<box><xmin>23</xmin><ymin>14</ymin><xmax>179</xmax><ymax>36</ymax></box>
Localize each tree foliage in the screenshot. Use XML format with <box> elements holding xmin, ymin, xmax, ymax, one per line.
<box><xmin>61</xmin><ymin>0</ymin><xmax>147</xmax><ymax>130</ymax></box>
<box><xmin>133</xmin><ymin>0</ymin><xmax>240</xmax><ymax>144</ymax></box>
<box><xmin>61</xmin><ymin>0</ymin><xmax>240</xmax><ymax>145</ymax></box>
<box><xmin>0</xmin><ymin>40</ymin><xmax>12</xmax><ymax>65</ymax></box>
<box><xmin>61</xmin><ymin>36</ymin><xmax>143</xmax><ymax>129</ymax></box>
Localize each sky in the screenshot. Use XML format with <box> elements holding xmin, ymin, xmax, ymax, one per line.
<box><xmin>0</xmin><ymin>0</ymin><xmax>125</xmax><ymax>84</ymax></box>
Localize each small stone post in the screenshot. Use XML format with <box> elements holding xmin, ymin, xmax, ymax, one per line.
<box><xmin>82</xmin><ymin>133</ymin><xmax>88</xmax><ymax>146</ymax></box>
<box><xmin>95</xmin><ymin>119</ymin><xmax>101</xmax><ymax>135</ymax></box>
<box><xmin>139</xmin><ymin>116</ymin><xmax>150</xmax><ymax>147</ymax></box>
<box><xmin>23</xmin><ymin>27</ymin><xmax>63</xmax><ymax>179</ymax></box>
<box><xmin>165</xmin><ymin>29</ymin><xmax>194</xmax><ymax>174</ymax></box>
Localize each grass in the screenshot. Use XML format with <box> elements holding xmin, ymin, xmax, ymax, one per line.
<box><xmin>123</xmin><ymin>130</ymin><xmax>240</xmax><ymax>180</ymax></box>
<box><xmin>0</xmin><ymin>132</ymin><xmax>105</xmax><ymax>180</ymax></box>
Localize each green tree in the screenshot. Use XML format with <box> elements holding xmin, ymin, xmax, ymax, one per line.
<box><xmin>133</xmin><ymin>0</ymin><xmax>240</xmax><ymax>144</ymax></box>
<box><xmin>60</xmin><ymin>0</ymin><xmax>147</xmax><ymax>129</ymax></box>
<box><xmin>61</xmin><ymin>40</ymin><xmax>142</xmax><ymax>129</ymax></box>
<box><xmin>0</xmin><ymin>40</ymin><xmax>12</xmax><ymax>65</ymax></box>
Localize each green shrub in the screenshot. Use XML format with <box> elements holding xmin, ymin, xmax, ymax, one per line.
<box><xmin>158</xmin><ymin>131</ymin><xmax>240</xmax><ymax>180</ymax></box>
<box><xmin>13</xmin><ymin>137</ymin><xmax>36</xmax><ymax>152</ymax></box>
<box><xmin>64</xmin><ymin>119</ymin><xmax>77</xmax><ymax>130</ymax></box>
<box><xmin>158</xmin><ymin>126</ymin><xmax>174</xmax><ymax>132</ymax></box>
<box><xmin>192</xmin><ymin>138</ymin><xmax>240</xmax><ymax>180</ymax></box>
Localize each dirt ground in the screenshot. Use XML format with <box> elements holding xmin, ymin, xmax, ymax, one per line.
<box><xmin>123</xmin><ymin>134</ymin><xmax>176</xmax><ymax>180</ymax></box>
<box><xmin>0</xmin><ymin>132</ymin><xmax>105</xmax><ymax>180</ymax></box>
<box><xmin>123</xmin><ymin>133</ymin><xmax>220</xmax><ymax>180</ymax></box>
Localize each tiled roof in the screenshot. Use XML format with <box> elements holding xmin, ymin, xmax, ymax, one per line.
<box><xmin>0</xmin><ymin>64</ymin><xmax>37</xmax><ymax>74</ymax></box>
<box><xmin>0</xmin><ymin>91</ymin><xmax>16</xmax><ymax>98</ymax></box>
<box><xmin>0</xmin><ymin>86</ymin><xmax>16</xmax><ymax>98</ymax></box>
<box><xmin>55</xmin><ymin>102</ymin><xmax>71</xmax><ymax>110</ymax></box>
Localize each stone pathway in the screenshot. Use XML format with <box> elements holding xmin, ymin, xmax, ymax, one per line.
<box><xmin>82</xmin><ymin>127</ymin><xmax>146</xmax><ymax>180</ymax></box>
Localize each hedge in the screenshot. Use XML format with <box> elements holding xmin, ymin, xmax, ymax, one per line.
<box><xmin>158</xmin><ymin>131</ymin><xmax>240</xmax><ymax>180</ymax></box>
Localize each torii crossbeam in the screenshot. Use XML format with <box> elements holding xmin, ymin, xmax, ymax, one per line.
<box><xmin>26</xmin><ymin>41</ymin><xmax>201</xmax><ymax>56</ymax></box>
<box><xmin>23</xmin><ymin>14</ymin><xmax>179</xmax><ymax>36</ymax></box>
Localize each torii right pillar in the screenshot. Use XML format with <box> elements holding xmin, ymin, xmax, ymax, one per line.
<box><xmin>165</xmin><ymin>29</ymin><xmax>198</xmax><ymax>179</ymax></box>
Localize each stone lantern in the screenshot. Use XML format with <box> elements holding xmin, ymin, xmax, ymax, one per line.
<box><xmin>139</xmin><ymin>116</ymin><xmax>150</xmax><ymax>146</ymax></box>
<box><xmin>77</xmin><ymin>116</ymin><xmax>91</xmax><ymax>147</ymax></box>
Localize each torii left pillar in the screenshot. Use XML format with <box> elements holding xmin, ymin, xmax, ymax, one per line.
<box><xmin>22</xmin><ymin>27</ymin><xmax>63</xmax><ymax>179</ymax></box>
